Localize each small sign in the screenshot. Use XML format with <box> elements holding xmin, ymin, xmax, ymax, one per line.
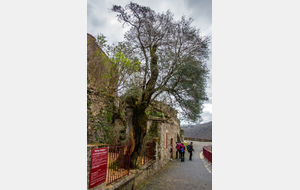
<box><xmin>89</xmin><ymin>147</ymin><xmax>108</xmax><ymax>189</ymax></box>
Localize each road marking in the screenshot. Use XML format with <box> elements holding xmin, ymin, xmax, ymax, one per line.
<box><xmin>200</xmin><ymin>151</ymin><xmax>212</xmax><ymax>174</ymax></box>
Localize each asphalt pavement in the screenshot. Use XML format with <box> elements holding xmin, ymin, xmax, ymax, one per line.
<box><xmin>137</xmin><ymin>140</ymin><xmax>212</xmax><ymax>190</ymax></box>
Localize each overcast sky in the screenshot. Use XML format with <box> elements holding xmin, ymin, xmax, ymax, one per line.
<box><xmin>87</xmin><ymin>0</ymin><xmax>212</xmax><ymax>124</ymax></box>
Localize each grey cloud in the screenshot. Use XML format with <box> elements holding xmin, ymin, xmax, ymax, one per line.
<box><xmin>184</xmin><ymin>0</ymin><xmax>212</xmax><ymax>37</ymax></box>
<box><xmin>87</xmin><ymin>3</ymin><xmax>93</xmax><ymax>17</ymax></box>
<box><xmin>88</xmin><ymin>16</ymin><xmax>107</xmax><ymax>29</ymax></box>
<box><xmin>87</xmin><ymin>0</ymin><xmax>112</xmax><ymax>39</ymax></box>
<box><xmin>201</xmin><ymin>111</ymin><xmax>212</xmax><ymax>123</ymax></box>
<box><xmin>185</xmin><ymin>0</ymin><xmax>212</xmax><ymax>22</ymax></box>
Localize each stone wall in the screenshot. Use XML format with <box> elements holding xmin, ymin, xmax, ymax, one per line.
<box><xmin>87</xmin><ymin>86</ymin><xmax>125</xmax><ymax>144</ymax></box>
<box><xmin>153</xmin><ymin>101</ymin><xmax>178</xmax><ymax>119</ymax></box>
<box><xmin>87</xmin><ymin>33</ymin><xmax>126</xmax><ymax>145</ymax></box>
<box><xmin>87</xmin><ymin>33</ymin><xmax>114</xmax><ymax>92</ymax></box>
<box><xmin>180</xmin><ymin>129</ymin><xmax>185</xmax><ymax>142</ymax></box>
<box><xmin>87</xmin><ymin>33</ymin><xmax>109</xmax><ymax>67</ymax></box>
<box><xmin>87</xmin><ymin>86</ymin><xmax>113</xmax><ymax>144</ymax></box>
<box><xmin>156</xmin><ymin>119</ymin><xmax>181</xmax><ymax>162</ymax></box>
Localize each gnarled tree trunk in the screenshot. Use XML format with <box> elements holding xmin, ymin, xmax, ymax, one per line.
<box><xmin>129</xmin><ymin>45</ymin><xmax>159</xmax><ymax>168</ymax></box>
<box><xmin>130</xmin><ymin>104</ymin><xmax>148</xmax><ymax>168</ymax></box>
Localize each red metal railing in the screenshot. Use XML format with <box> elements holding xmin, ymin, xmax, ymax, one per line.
<box><xmin>136</xmin><ymin>140</ymin><xmax>154</xmax><ymax>168</ymax></box>
<box><xmin>106</xmin><ymin>143</ymin><xmax>131</xmax><ymax>185</ymax></box>
<box><xmin>203</xmin><ymin>145</ymin><xmax>212</xmax><ymax>164</ymax></box>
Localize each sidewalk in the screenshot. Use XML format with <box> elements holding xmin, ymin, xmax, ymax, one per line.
<box><xmin>137</xmin><ymin>141</ymin><xmax>212</xmax><ymax>190</ymax></box>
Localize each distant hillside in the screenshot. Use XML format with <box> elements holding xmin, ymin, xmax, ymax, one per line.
<box><xmin>182</xmin><ymin>121</ymin><xmax>212</xmax><ymax>140</ymax></box>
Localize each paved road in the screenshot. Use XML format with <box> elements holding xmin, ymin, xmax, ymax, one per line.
<box><xmin>137</xmin><ymin>141</ymin><xmax>212</xmax><ymax>190</ymax></box>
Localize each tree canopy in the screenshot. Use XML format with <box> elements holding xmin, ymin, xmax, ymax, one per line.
<box><xmin>111</xmin><ymin>2</ymin><xmax>210</xmax><ymax>122</ymax></box>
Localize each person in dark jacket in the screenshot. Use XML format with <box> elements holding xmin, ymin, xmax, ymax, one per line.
<box><xmin>176</xmin><ymin>142</ymin><xmax>181</xmax><ymax>159</ymax></box>
<box><xmin>180</xmin><ymin>142</ymin><xmax>185</xmax><ymax>162</ymax></box>
<box><xmin>170</xmin><ymin>144</ymin><xmax>173</xmax><ymax>160</ymax></box>
<box><xmin>188</xmin><ymin>142</ymin><xmax>195</xmax><ymax>160</ymax></box>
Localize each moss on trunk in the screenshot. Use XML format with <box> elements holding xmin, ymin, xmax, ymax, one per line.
<box><xmin>130</xmin><ymin>104</ymin><xmax>148</xmax><ymax>168</ymax></box>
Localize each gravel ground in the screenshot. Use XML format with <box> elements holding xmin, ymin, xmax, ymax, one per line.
<box><xmin>137</xmin><ymin>141</ymin><xmax>212</xmax><ymax>190</ymax></box>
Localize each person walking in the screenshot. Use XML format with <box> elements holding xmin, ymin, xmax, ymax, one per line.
<box><xmin>180</xmin><ymin>142</ymin><xmax>186</xmax><ymax>162</ymax></box>
<box><xmin>175</xmin><ymin>142</ymin><xmax>181</xmax><ymax>159</ymax></box>
<box><xmin>170</xmin><ymin>144</ymin><xmax>173</xmax><ymax>160</ymax></box>
<box><xmin>188</xmin><ymin>142</ymin><xmax>195</xmax><ymax>161</ymax></box>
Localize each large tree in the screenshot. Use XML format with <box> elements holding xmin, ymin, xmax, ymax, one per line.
<box><xmin>111</xmin><ymin>2</ymin><xmax>210</xmax><ymax>168</ymax></box>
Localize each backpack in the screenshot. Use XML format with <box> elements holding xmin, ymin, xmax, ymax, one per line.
<box><xmin>187</xmin><ymin>145</ymin><xmax>190</xmax><ymax>151</ymax></box>
<box><xmin>181</xmin><ymin>145</ymin><xmax>185</xmax><ymax>153</ymax></box>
